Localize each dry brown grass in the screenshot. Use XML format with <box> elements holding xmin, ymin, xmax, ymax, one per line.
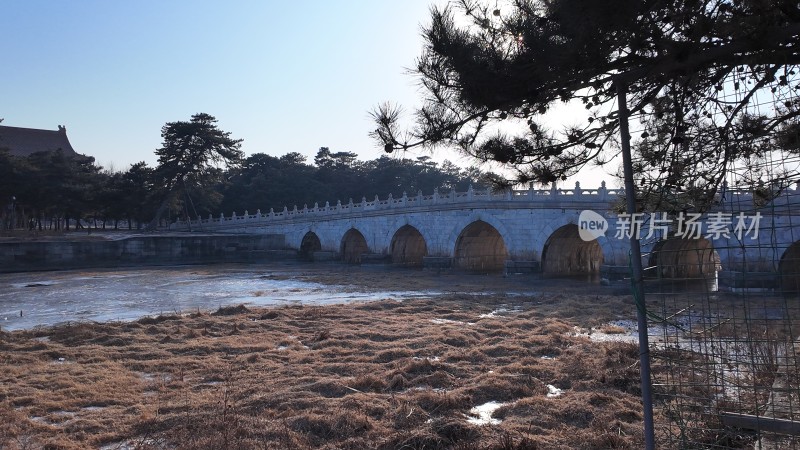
<box><xmin>0</xmin><ymin>290</ymin><xmax>657</xmax><ymax>449</ymax></box>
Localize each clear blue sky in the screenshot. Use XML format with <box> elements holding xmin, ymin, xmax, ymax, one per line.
<box><xmin>1</xmin><ymin>0</ymin><xmax>462</xmax><ymax>170</ymax></box>
<box><xmin>2</xmin><ymin>0</ymin><xmax>612</xmax><ymax>186</ymax></box>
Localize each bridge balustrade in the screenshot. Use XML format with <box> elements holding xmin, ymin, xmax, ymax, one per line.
<box><xmin>171</xmin><ymin>181</ymin><xmax>794</xmax><ymax>231</ymax></box>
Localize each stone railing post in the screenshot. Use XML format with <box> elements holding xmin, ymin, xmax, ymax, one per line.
<box><xmin>215</xmin><ymin>182</ymin><xmax>631</xmax><ymax>224</ymax></box>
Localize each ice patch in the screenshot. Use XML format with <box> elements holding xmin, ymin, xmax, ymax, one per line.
<box><xmin>82</xmin><ymin>406</ymin><xmax>106</xmax><ymax>412</ymax></box>
<box><xmin>571</xmin><ymin>325</ymin><xmax>638</xmax><ymax>343</ymax></box>
<box><xmin>546</xmin><ymin>384</ymin><xmax>563</xmax><ymax>398</ymax></box>
<box><xmin>402</xmin><ymin>386</ymin><xmax>448</xmax><ymax>394</ymax></box>
<box><xmin>478</xmin><ymin>305</ymin><xmax>523</xmax><ymax>319</ymax></box>
<box><xmin>100</xmin><ymin>438</ymin><xmax>158</xmax><ymax>450</ymax></box>
<box><xmin>30</xmin><ymin>410</ymin><xmax>76</xmax><ymax>425</ymax></box>
<box><xmin>430</xmin><ymin>318</ymin><xmax>474</xmax><ymax>326</ymax></box>
<box><xmin>0</xmin><ymin>265</ymin><xmax>447</xmax><ymax>331</ymax></box>
<box><xmin>466</xmin><ymin>401</ymin><xmax>506</xmax><ymax>426</ymax></box>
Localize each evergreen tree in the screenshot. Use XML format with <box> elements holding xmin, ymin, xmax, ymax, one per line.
<box><xmin>372</xmin><ymin>0</ymin><xmax>800</xmax><ymax>210</ymax></box>
<box><xmin>148</xmin><ymin>113</ymin><xmax>243</xmax><ymax>228</ymax></box>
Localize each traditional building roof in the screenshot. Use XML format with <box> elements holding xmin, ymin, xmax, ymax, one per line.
<box><xmin>0</xmin><ymin>124</ymin><xmax>78</xmax><ymax>158</ymax></box>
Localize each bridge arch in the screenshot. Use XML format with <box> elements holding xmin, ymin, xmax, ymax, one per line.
<box><xmin>390</xmin><ymin>224</ymin><xmax>428</xmax><ymax>267</ymax></box>
<box><xmin>779</xmin><ymin>241</ymin><xmax>800</xmax><ymax>296</ymax></box>
<box><xmin>454</xmin><ymin>220</ymin><xmax>508</xmax><ymax>272</ymax></box>
<box><xmin>340</xmin><ymin>228</ymin><xmax>369</xmax><ymax>264</ymax></box>
<box><xmin>447</xmin><ymin>213</ymin><xmax>513</xmax><ymax>252</ymax></box>
<box><xmin>299</xmin><ymin>231</ymin><xmax>322</xmax><ymax>260</ymax></box>
<box><xmin>648</xmin><ymin>237</ymin><xmax>721</xmax><ymax>279</ymax></box>
<box><xmin>541</xmin><ymin>224</ymin><xmax>603</xmax><ymax>278</ymax></box>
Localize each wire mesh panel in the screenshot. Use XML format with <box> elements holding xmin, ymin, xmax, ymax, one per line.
<box><xmin>645</xmin><ymin>187</ymin><xmax>800</xmax><ymax>448</ymax></box>
<box><xmin>607</xmin><ymin>58</ymin><xmax>800</xmax><ymax>448</ymax></box>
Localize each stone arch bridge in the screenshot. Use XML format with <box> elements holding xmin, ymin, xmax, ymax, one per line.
<box><xmin>170</xmin><ymin>183</ymin><xmax>800</xmax><ymax>292</ymax></box>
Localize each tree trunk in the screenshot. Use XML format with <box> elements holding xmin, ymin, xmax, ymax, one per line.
<box><xmin>146</xmin><ymin>189</ymin><xmax>176</xmax><ymax>231</ymax></box>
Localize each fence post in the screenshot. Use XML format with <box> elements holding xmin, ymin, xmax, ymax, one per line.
<box><xmin>616</xmin><ymin>77</ymin><xmax>655</xmax><ymax>450</ymax></box>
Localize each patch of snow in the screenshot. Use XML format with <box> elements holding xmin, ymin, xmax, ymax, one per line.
<box><xmin>100</xmin><ymin>438</ymin><xmax>158</xmax><ymax>450</ymax></box>
<box><xmin>30</xmin><ymin>410</ymin><xmax>76</xmax><ymax>425</ymax></box>
<box><xmin>138</xmin><ymin>372</ymin><xmax>156</xmax><ymax>382</ymax></box>
<box><xmin>546</xmin><ymin>384</ymin><xmax>563</xmax><ymax>398</ymax></box>
<box><xmin>571</xmin><ymin>325</ymin><xmax>638</xmax><ymax>343</ymax></box>
<box><xmin>466</xmin><ymin>401</ymin><xmax>506</xmax><ymax>425</ymax></box>
<box><xmin>82</xmin><ymin>406</ymin><xmax>106</xmax><ymax>412</ymax></box>
<box><xmin>430</xmin><ymin>318</ymin><xmax>474</xmax><ymax>326</ymax></box>
<box><xmin>402</xmin><ymin>386</ymin><xmax>448</xmax><ymax>394</ymax></box>
<box><xmin>478</xmin><ymin>305</ymin><xmax>523</xmax><ymax>319</ymax></box>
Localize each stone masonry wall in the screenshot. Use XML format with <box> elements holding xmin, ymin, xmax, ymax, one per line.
<box><xmin>0</xmin><ymin>234</ymin><xmax>287</xmax><ymax>273</ymax></box>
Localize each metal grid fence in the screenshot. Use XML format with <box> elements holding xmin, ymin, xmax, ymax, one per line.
<box><xmin>644</xmin><ymin>187</ymin><xmax>800</xmax><ymax>449</ymax></box>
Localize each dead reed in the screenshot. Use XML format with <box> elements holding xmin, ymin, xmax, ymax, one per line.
<box><xmin>0</xmin><ymin>292</ymin><xmax>651</xmax><ymax>449</ymax></box>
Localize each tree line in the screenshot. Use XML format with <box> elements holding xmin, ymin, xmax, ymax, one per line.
<box><xmin>0</xmin><ymin>114</ymin><xmax>489</xmax><ymax>231</ymax></box>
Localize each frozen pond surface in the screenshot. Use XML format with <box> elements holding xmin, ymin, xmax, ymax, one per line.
<box><xmin>0</xmin><ymin>264</ymin><xmax>437</xmax><ymax>331</ymax></box>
